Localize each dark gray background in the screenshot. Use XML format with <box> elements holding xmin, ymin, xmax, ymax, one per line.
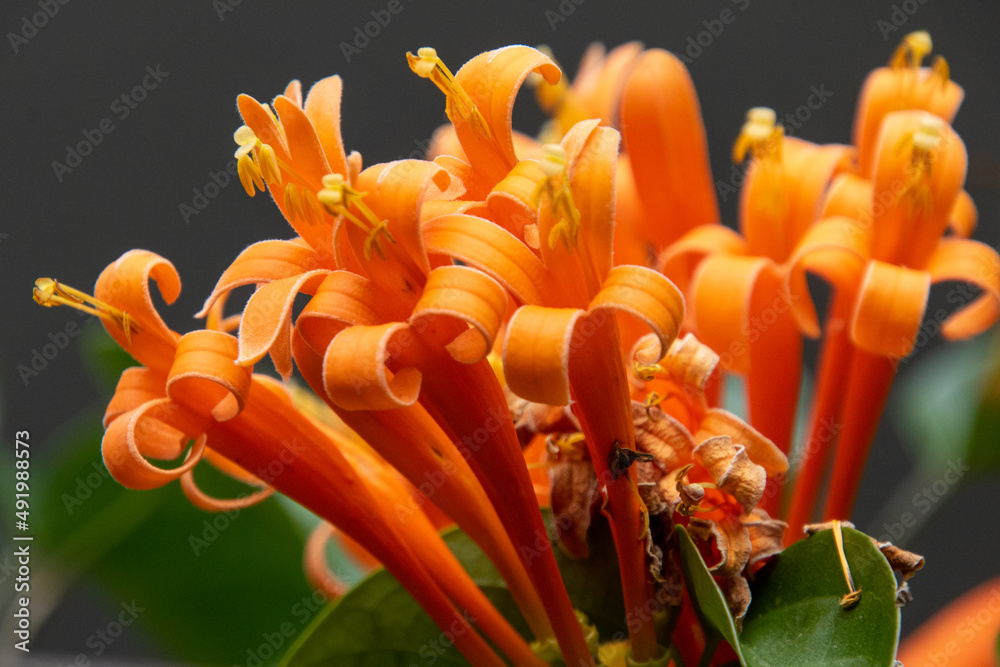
<box><xmin>4</xmin><ymin>0</ymin><xmax>999</xmax><ymax>663</ymax></box>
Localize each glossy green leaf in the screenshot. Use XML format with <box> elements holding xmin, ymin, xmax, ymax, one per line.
<box><xmin>739</xmin><ymin>527</ymin><xmax>900</xmax><ymax>666</ymax></box>
<box><xmin>283</xmin><ymin>509</ymin><xmax>626</xmax><ymax>666</ymax></box>
<box><xmin>674</xmin><ymin>525</ymin><xmax>745</xmax><ymax>661</ymax></box>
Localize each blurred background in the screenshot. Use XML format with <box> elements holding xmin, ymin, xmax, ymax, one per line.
<box><xmin>2</xmin><ymin>0</ymin><xmax>999</xmax><ymax>664</ymax></box>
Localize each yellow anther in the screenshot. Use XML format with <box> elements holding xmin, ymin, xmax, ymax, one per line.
<box><xmin>633</xmin><ymin>360</ymin><xmax>664</xmax><ymax>382</ymax></box>
<box><xmin>643</xmin><ymin>392</ymin><xmax>667</xmax><ymax>420</ymax></box>
<box><xmin>318</xmin><ymin>173</ymin><xmax>396</xmax><ymax>260</ymax></box>
<box><xmin>931</xmin><ymin>55</ymin><xmax>950</xmax><ymax>87</ymax></box>
<box><xmin>831</xmin><ymin>520</ymin><xmax>862</xmax><ymax>608</ymax></box>
<box><xmin>407</xmin><ymin>47</ymin><xmax>492</xmax><ymax>142</ymax></box>
<box><xmin>237</xmin><ymin>153</ymin><xmax>265</xmax><ymax>197</ymax></box>
<box><xmin>893</xmin><ymin>115</ymin><xmax>944</xmax><ymax>214</ymax></box>
<box><xmin>362</xmin><ymin>220</ymin><xmax>396</xmax><ymax>261</ymax></box>
<box><xmin>533</xmin><ymin>144</ymin><xmax>581</xmax><ymax>251</ymax></box>
<box><xmin>541</xmin><ymin>143</ymin><xmax>567</xmax><ymax>177</ymax></box>
<box><xmin>302</xmin><ymin>188</ymin><xmax>324</xmax><ymax>227</ymax></box>
<box><xmin>284</xmin><ymin>183</ymin><xmax>305</xmax><ymax>224</ymax></box>
<box><xmin>233</xmin><ymin>125</ymin><xmax>257</xmax><ymax>158</ymax></box>
<box><xmin>890</xmin><ymin>30</ymin><xmax>933</xmax><ymax>69</ymax></box>
<box><xmin>732</xmin><ymin>107</ymin><xmax>781</xmax><ymax>164</ymax></box>
<box><xmin>33</xmin><ymin>278</ymin><xmax>139</xmax><ymax>347</ymax></box>
<box><xmin>257</xmin><ymin>143</ymin><xmax>282</xmax><ymax>186</ymax></box>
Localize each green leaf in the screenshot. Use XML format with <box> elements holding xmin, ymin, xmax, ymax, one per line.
<box><xmin>283</xmin><ymin>509</ymin><xmax>626</xmax><ymax>666</ymax></box>
<box><xmin>893</xmin><ymin>336</ymin><xmax>988</xmax><ymax>469</ymax></box>
<box><xmin>739</xmin><ymin>527</ymin><xmax>900</xmax><ymax>667</ymax></box>
<box><xmin>33</xmin><ymin>405</ymin><xmax>313</xmax><ymax>665</ymax></box>
<box><xmin>674</xmin><ymin>525</ymin><xmax>745</xmax><ymax>662</ymax></box>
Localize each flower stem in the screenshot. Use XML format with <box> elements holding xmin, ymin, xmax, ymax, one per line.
<box><xmin>568</xmin><ymin>312</ymin><xmax>661</xmax><ymax>663</ymax></box>
<box><xmin>822</xmin><ymin>348</ymin><xmax>897</xmax><ymax>520</ymax></box>
<box><xmin>785</xmin><ymin>292</ymin><xmax>852</xmax><ymax>542</ymax></box>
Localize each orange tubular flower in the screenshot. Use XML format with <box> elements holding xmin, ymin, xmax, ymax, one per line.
<box><xmin>783</xmin><ymin>34</ymin><xmax>999</xmax><ymax>532</ymax></box>
<box><xmin>618</xmin><ymin>48</ymin><xmax>719</xmax><ymax>252</ymax></box>
<box><xmin>38</xmin><ymin>251</ymin><xmax>515</xmax><ymax>667</ymax></box>
<box><xmin>214</xmin><ymin>68</ymin><xmax>580</xmax><ymax>657</ymax></box>
<box><xmin>660</xmin><ymin>110</ymin><xmax>852</xmax><ymax>515</ymax></box>
<box><xmin>414</xmin><ymin>46</ymin><xmax>684</xmax><ymax>662</ymax></box>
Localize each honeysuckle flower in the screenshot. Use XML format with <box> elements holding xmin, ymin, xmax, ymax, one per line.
<box><xmin>781</xmin><ymin>34</ymin><xmax>1000</xmax><ymax>532</ymax></box>
<box><xmin>530</xmin><ymin>41</ymin><xmax>644</xmax><ymax>144</ymax></box>
<box><xmin>36</xmin><ymin>251</ymin><xmax>521</xmax><ymax>666</ymax></box>
<box><xmin>659</xmin><ymin>109</ymin><xmax>852</xmax><ymax>489</ymax></box>
<box><xmin>254</xmin><ymin>150</ymin><xmax>594</xmax><ymax>661</ymax></box>
<box><xmin>421</xmin><ymin>62</ymin><xmax>684</xmax><ymax>656</ymax></box>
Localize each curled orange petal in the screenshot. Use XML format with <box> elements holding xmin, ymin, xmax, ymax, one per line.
<box><xmin>410</xmin><ymin>265</ymin><xmax>508</xmax><ymax>364</ymax></box>
<box><xmin>95</xmin><ymin>250</ymin><xmax>182</xmax><ymax>375</ymax></box>
<box><xmin>167</xmin><ymin>330</ymin><xmax>252</xmax><ymax>423</ymax></box>
<box><xmin>104</xmin><ymin>367</ymin><xmax>167</xmax><ymax>428</ymax></box>
<box><xmin>237</xmin><ymin>270</ymin><xmax>329</xmax><ymax>373</ymax></box>
<box><xmin>423</xmin><ymin>213</ymin><xmax>546</xmax><ymax>305</ymax></box>
<box><xmin>850</xmin><ymin>260</ymin><xmax>931</xmax><ymax>358</ymax></box>
<box><xmin>323</xmin><ymin>323</ymin><xmax>421</xmax><ymax>410</ymax></box>
<box><xmin>948</xmin><ymin>189</ymin><xmax>977</xmax><ymax>238</ymax></box>
<box><xmin>453</xmin><ymin>45</ymin><xmax>560</xmax><ymax>187</ymax></box>
<box><xmin>198</xmin><ymin>238</ymin><xmax>325</xmax><ymax>318</ymax></box>
<box><xmin>619</xmin><ymin>48</ymin><xmax>718</xmax><ymax>247</ymax></box>
<box><xmin>589</xmin><ymin>265</ymin><xmax>684</xmax><ymax>364</ymax></box>
<box><xmin>927</xmin><ymin>238</ymin><xmax>1000</xmax><ymax>340</ymax></box>
<box><xmin>102</xmin><ymin>399</ymin><xmax>208</xmax><ymax>490</ymax></box>
<box><xmin>273</xmin><ymin>94</ymin><xmax>332</xmax><ymax>191</ymax></box>
<box><xmin>180</xmin><ymin>466</ymin><xmax>273</xmax><ymax>512</ymax></box>
<box><xmin>786</xmin><ymin>216</ymin><xmax>871</xmax><ymax>337</ymax></box>
<box><xmin>688</xmin><ymin>254</ymin><xmax>774</xmax><ymax>374</ymax></box>
<box><xmin>503</xmin><ymin>305</ymin><xmax>583</xmax><ymax>405</ymax></box>
<box><xmin>854</xmin><ymin>65</ymin><xmax>963</xmax><ymax>177</ymax></box>
<box><xmin>303</xmin><ymin>75</ymin><xmax>350</xmax><ymax>180</ymax></box>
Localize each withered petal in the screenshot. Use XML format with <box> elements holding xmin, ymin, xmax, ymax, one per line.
<box><xmin>694</xmin><ymin>435</ymin><xmax>767</xmax><ymax>514</ymax></box>
<box><xmin>744</xmin><ymin>509</ymin><xmax>787</xmax><ymax>567</ymax></box>
<box><xmin>633</xmin><ymin>401</ymin><xmax>696</xmax><ymax>469</ymax></box>
<box><xmin>718</xmin><ymin>574</ymin><xmax>752</xmax><ymax>631</ymax></box>
<box><xmin>872</xmin><ymin>540</ymin><xmax>925</xmax><ymax>582</ymax></box>
<box><xmin>549</xmin><ymin>460</ymin><xmax>599</xmax><ymax>559</ymax></box>
<box><xmin>699</xmin><ymin>408</ymin><xmax>788</xmax><ymax>476</ymax></box>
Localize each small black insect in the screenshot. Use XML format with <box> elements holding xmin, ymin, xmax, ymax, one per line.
<box><xmin>608</xmin><ymin>440</ymin><xmax>656</xmax><ymax>481</ymax></box>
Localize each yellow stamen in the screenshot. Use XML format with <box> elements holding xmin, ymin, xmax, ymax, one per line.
<box><xmin>284</xmin><ymin>182</ymin><xmax>305</xmax><ymax>224</ymax></box>
<box><xmin>731</xmin><ymin>107</ymin><xmax>782</xmax><ymax>164</ymax></box>
<box><xmin>931</xmin><ymin>55</ymin><xmax>950</xmax><ymax>87</ymax></box>
<box><xmin>893</xmin><ymin>115</ymin><xmax>943</xmax><ymax>214</ymax></box>
<box><xmin>407</xmin><ymin>47</ymin><xmax>492</xmax><ymax>142</ymax></box>
<box><xmin>533</xmin><ymin>144</ymin><xmax>581</xmax><ymax>251</ymax></box>
<box><xmin>33</xmin><ymin>278</ymin><xmax>139</xmax><ymax>347</ymax></box>
<box><xmin>633</xmin><ymin>360</ymin><xmax>664</xmax><ymax>382</ymax></box>
<box><xmin>889</xmin><ymin>30</ymin><xmax>933</xmax><ymax>69</ymax></box>
<box><xmin>832</xmin><ymin>520</ymin><xmax>862</xmax><ymax>608</ymax></box>
<box><xmin>257</xmin><ymin>143</ymin><xmax>282</xmax><ymax>186</ymax></box>
<box><xmin>544</xmin><ymin>432</ymin><xmax>588</xmax><ymax>462</ymax></box>
<box><xmin>318</xmin><ymin>173</ymin><xmax>395</xmax><ymax>260</ymax></box>
<box><xmin>237</xmin><ymin>153</ymin><xmax>265</xmax><ymax>197</ymax></box>
<box><xmin>233</xmin><ymin>125</ymin><xmax>257</xmax><ymax>158</ymax></box>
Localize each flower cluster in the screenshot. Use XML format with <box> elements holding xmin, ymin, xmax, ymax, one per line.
<box><xmin>35</xmin><ymin>31</ymin><xmax>999</xmax><ymax>666</ymax></box>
